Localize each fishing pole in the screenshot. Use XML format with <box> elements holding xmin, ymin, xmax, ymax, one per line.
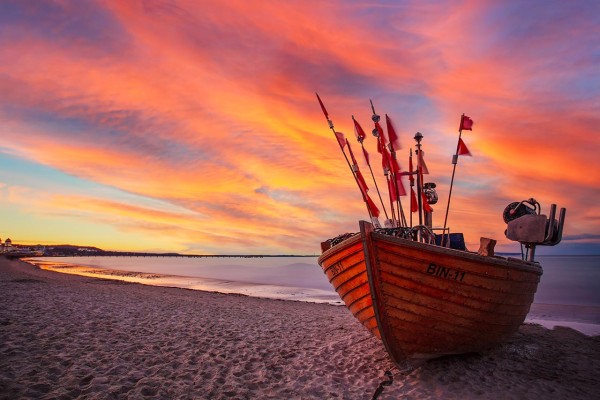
<box><xmin>352</xmin><ymin>115</ymin><xmax>390</xmax><ymax>222</ymax></box>
<box><xmin>414</xmin><ymin>132</ymin><xmax>424</xmax><ymax>227</ymax></box>
<box><xmin>442</xmin><ymin>114</ymin><xmax>473</xmax><ymax>247</ymax></box>
<box><xmin>385</xmin><ymin>113</ymin><xmax>408</xmax><ymax>228</ymax></box>
<box><xmin>369</xmin><ymin>100</ymin><xmax>407</xmax><ymax>227</ymax></box>
<box><xmin>316</xmin><ymin>93</ymin><xmax>380</xmax><ymax>225</ymax></box>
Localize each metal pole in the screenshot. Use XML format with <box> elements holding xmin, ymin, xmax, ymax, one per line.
<box><xmin>354</xmin><ymin>116</ymin><xmax>389</xmax><ymax>221</ymax></box>
<box><xmin>442</xmin><ymin>114</ymin><xmax>464</xmax><ymax>247</ymax></box>
<box><xmin>414</xmin><ymin>132</ymin><xmax>424</xmax><ymax>226</ymax></box>
<box><xmin>316</xmin><ymin>93</ymin><xmax>374</xmax><ymax>220</ymax></box>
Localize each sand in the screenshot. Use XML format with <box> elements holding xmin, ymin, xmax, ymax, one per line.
<box><xmin>1</xmin><ymin>258</ymin><xmax>598</xmax><ymax>399</ymax></box>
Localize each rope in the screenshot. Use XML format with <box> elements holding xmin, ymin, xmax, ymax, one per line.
<box><xmin>371</xmin><ymin>370</ymin><xmax>393</xmax><ymax>400</ymax></box>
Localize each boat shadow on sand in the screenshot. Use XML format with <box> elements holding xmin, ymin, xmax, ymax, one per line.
<box><xmin>387</xmin><ymin>323</ymin><xmax>599</xmax><ymax>398</ymax></box>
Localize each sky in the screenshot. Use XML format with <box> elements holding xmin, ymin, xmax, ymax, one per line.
<box><xmin>0</xmin><ymin>0</ymin><xmax>598</xmax><ymax>255</ymax></box>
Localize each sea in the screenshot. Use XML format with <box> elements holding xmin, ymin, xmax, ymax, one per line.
<box><xmin>27</xmin><ymin>254</ymin><xmax>600</xmax><ymax>335</ymax></box>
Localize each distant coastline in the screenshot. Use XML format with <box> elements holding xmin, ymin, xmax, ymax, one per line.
<box><xmin>4</xmin><ymin>243</ymin><xmax>318</xmax><ymax>258</ymax></box>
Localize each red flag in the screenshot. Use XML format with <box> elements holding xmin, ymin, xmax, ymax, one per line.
<box><xmin>335</xmin><ymin>131</ymin><xmax>346</xmax><ymax>148</ymax></box>
<box><xmin>395</xmin><ymin>174</ymin><xmax>407</xmax><ymax>196</ymax></box>
<box><xmin>390</xmin><ymin>154</ymin><xmax>401</xmax><ymax>174</ymax></box>
<box><xmin>457</xmin><ymin>137</ymin><xmax>472</xmax><ymax>156</ymax></box>
<box><xmin>352</xmin><ymin>117</ymin><xmax>367</xmax><ymax>142</ymax></box>
<box><xmin>422</xmin><ymin>192</ymin><xmax>433</xmax><ymax>212</ymax></box>
<box><xmin>381</xmin><ymin>147</ymin><xmax>391</xmax><ymax>170</ymax></box>
<box><xmin>418</xmin><ymin>150</ymin><xmax>429</xmax><ymax>175</ymax></box>
<box><xmin>316</xmin><ymin>93</ymin><xmax>328</xmax><ymax>119</ymax></box>
<box><xmin>348</xmin><ymin>141</ymin><xmax>369</xmax><ymax>195</ymax></box>
<box><xmin>366</xmin><ymin>194</ymin><xmax>380</xmax><ymax>217</ymax></box>
<box><xmin>388</xmin><ymin>178</ymin><xmax>397</xmax><ymax>202</ymax></box>
<box><xmin>385</xmin><ymin>114</ymin><xmax>401</xmax><ymax>151</ymax></box>
<box><xmin>346</xmin><ymin>139</ymin><xmax>357</xmax><ymax>164</ymax></box>
<box><xmin>362</xmin><ymin>146</ymin><xmax>370</xmax><ymax>166</ymax></box>
<box><xmin>460</xmin><ymin>115</ymin><xmax>473</xmax><ymax>131</ymax></box>
<box><xmin>375</xmin><ymin>121</ymin><xmax>386</xmax><ymax>143</ymax></box>
<box><xmin>356</xmin><ymin>170</ymin><xmax>369</xmax><ymax>195</ymax></box>
<box><xmin>411</xmin><ymin>188</ymin><xmax>418</xmax><ymax>212</ymax></box>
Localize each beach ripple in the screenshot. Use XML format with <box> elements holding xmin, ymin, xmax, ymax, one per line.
<box><xmin>1</xmin><ymin>258</ymin><xmax>599</xmax><ymax>399</ymax></box>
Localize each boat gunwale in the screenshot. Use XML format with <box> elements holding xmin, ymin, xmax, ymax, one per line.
<box><xmin>317</xmin><ymin>233</ymin><xmax>361</xmax><ymax>265</ymax></box>
<box><xmin>371</xmin><ymin>231</ymin><xmax>543</xmax><ymax>275</ymax></box>
<box><xmin>318</xmin><ymin>228</ymin><xmax>542</xmax><ymax>277</ymax></box>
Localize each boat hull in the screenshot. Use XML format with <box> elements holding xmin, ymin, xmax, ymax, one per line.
<box><xmin>318</xmin><ymin>222</ymin><xmax>543</xmax><ymax>364</ymax></box>
<box><xmin>318</xmin><ymin>234</ymin><xmax>379</xmax><ymax>338</ymax></box>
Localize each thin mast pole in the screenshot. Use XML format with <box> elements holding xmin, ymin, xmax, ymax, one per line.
<box><xmin>442</xmin><ymin>113</ymin><xmax>464</xmax><ymax>246</ymax></box>
<box><xmin>370</xmin><ymin>100</ymin><xmax>406</xmax><ymax>227</ymax></box>
<box><xmin>353</xmin><ymin>115</ymin><xmax>389</xmax><ymax>221</ymax></box>
<box><xmin>316</xmin><ymin>93</ymin><xmax>374</xmax><ymax>220</ymax></box>
<box><xmin>414</xmin><ymin>132</ymin><xmax>424</xmax><ymax>227</ymax></box>
<box><xmin>409</xmin><ymin>149</ymin><xmax>414</xmax><ymax>228</ymax></box>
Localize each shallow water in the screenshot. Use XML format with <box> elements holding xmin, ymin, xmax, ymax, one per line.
<box><xmin>28</xmin><ymin>256</ymin><xmax>341</xmax><ymax>304</ymax></box>
<box><xmin>28</xmin><ymin>255</ymin><xmax>600</xmax><ymax>305</ymax></box>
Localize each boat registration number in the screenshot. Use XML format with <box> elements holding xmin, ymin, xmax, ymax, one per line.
<box><xmin>329</xmin><ymin>262</ymin><xmax>344</xmax><ymax>277</ymax></box>
<box><xmin>426</xmin><ymin>263</ymin><xmax>466</xmax><ymax>282</ymax></box>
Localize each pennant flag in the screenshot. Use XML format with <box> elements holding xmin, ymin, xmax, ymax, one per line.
<box><xmin>335</xmin><ymin>131</ymin><xmax>346</xmax><ymax>148</ymax></box>
<box><xmin>352</xmin><ymin>117</ymin><xmax>367</xmax><ymax>142</ymax></box>
<box><xmin>356</xmin><ymin>170</ymin><xmax>369</xmax><ymax>195</ymax></box>
<box><xmin>366</xmin><ymin>194</ymin><xmax>380</xmax><ymax>217</ymax></box>
<box><xmin>376</xmin><ymin>135</ymin><xmax>384</xmax><ymax>154</ymax></box>
<box><xmin>418</xmin><ymin>150</ymin><xmax>429</xmax><ymax>175</ymax></box>
<box><xmin>316</xmin><ymin>93</ymin><xmax>329</xmax><ymax>119</ymax></box>
<box><xmin>460</xmin><ymin>115</ymin><xmax>474</xmax><ymax>131</ymax></box>
<box><xmin>385</xmin><ymin>114</ymin><xmax>401</xmax><ymax>151</ymax></box>
<box><xmin>395</xmin><ymin>174</ymin><xmax>407</xmax><ymax>196</ymax></box>
<box><xmin>411</xmin><ymin>188</ymin><xmax>418</xmax><ymax>212</ymax></box>
<box><xmin>348</xmin><ymin>140</ymin><xmax>369</xmax><ymax>195</ymax></box>
<box><xmin>388</xmin><ymin>177</ymin><xmax>398</xmax><ymax>202</ymax></box>
<box><xmin>422</xmin><ymin>192</ymin><xmax>433</xmax><ymax>212</ymax></box>
<box><xmin>362</xmin><ymin>146</ymin><xmax>370</xmax><ymax>166</ymax></box>
<box><xmin>381</xmin><ymin>147</ymin><xmax>391</xmax><ymax>170</ymax></box>
<box><xmin>457</xmin><ymin>137</ymin><xmax>472</xmax><ymax>156</ymax></box>
<box><xmin>375</xmin><ymin>121</ymin><xmax>386</xmax><ymax>143</ymax></box>
<box><xmin>390</xmin><ymin>153</ymin><xmax>401</xmax><ymax>174</ymax></box>
<box><xmin>346</xmin><ymin>139</ymin><xmax>357</xmax><ymax>164</ymax></box>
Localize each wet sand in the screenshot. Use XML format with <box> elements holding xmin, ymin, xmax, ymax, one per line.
<box><xmin>1</xmin><ymin>257</ymin><xmax>598</xmax><ymax>399</ymax></box>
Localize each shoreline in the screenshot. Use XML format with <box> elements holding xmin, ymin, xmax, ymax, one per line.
<box><xmin>24</xmin><ymin>257</ymin><xmax>600</xmax><ymax>336</ymax></box>
<box><xmin>2</xmin><ymin>257</ymin><xmax>599</xmax><ymax>399</ymax></box>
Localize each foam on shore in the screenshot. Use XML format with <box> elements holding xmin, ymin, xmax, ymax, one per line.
<box><xmin>26</xmin><ymin>258</ymin><xmax>600</xmax><ymax>336</ymax></box>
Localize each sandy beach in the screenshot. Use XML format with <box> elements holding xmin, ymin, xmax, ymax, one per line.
<box><xmin>1</xmin><ymin>257</ymin><xmax>598</xmax><ymax>399</ymax></box>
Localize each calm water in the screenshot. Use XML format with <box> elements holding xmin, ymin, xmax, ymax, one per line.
<box><xmin>29</xmin><ymin>255</ymin><xmax>600</xmax><ymax>307</ymax></box>
<box><xmin>533</xmin><ymin>255</ymin><xmax>600</xmax><ymax>307</ymax></box>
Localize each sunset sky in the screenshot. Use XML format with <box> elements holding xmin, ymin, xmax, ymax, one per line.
<box><xmin>0</xmin><ymin>0</ymin><xmax>598</xmax><ymax>255</ymax></box>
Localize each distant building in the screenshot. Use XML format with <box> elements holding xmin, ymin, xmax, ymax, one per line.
<box><xmin>2</xmin><ymin>238</ymin><xmax>12</xmax><ymax>252</ymax></box>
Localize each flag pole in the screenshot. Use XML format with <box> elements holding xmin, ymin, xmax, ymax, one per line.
<box><xmin>369</xmin><ymin>100</ymin><xmax>395</xmax><ymax>225</ymax></box>
<box><xmin>353</xmin><ymin>115</ymin><xmax>389</xmax><ymax>221</ymax></box>
<box><xmin>442</xmin><ymin>113</ymin><xmax>466</xmax><ymax>247</ymax></box>
<box><xmin>369</xmin><ymin>100</ymin><xmax>407</xmax><ymax>227</ymax></box>
<box><xmin>384</xmin><ymin>112</ymin><xmax>407</xmax><ymax>227</ymax></box>
<box><xmin>316</xmin><ymin>93</ymin><xmax>379</xmax><ymax>223</ymax></box>
<box><xmin>409</xmin><ymin>149</ymin><xmax>414</xmax><ymax>228</ymax></box>
<box><xmin>414</xmin><ymin>132</ymin><xmax>424</xmax><ymax>226</ymax></box>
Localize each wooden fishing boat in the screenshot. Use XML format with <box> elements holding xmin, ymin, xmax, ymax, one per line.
<box><xmin>318</xmin><ymin>218</ymin><xmax>563</xmax><ymax>365</ymax></box>
<box><xmin>314</xmin><ymin>95</ymin><xmax>567</xmax><ymax>366</ymax></box>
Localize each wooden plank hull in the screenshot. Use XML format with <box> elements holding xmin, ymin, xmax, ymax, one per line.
<box><xmin>318</xmin><ymin>222</ymin><xmax>543</xmax><ymax>364</ymax></box>
<box><xmin>318</xmin><ymin>234</ymin><xmax>379</xmax><ymax>338</ymax></box>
